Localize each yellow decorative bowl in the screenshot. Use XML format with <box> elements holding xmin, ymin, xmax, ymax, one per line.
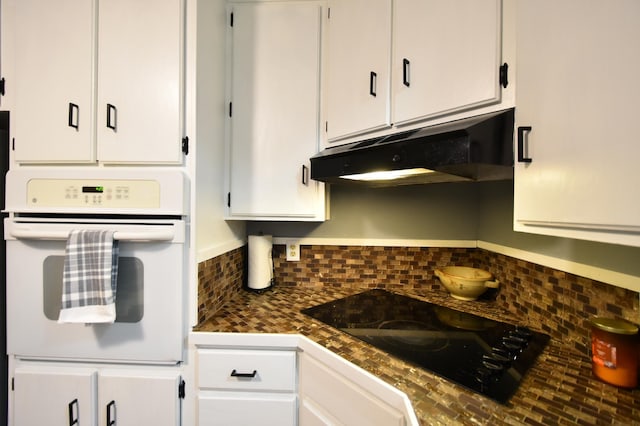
<box><xmin>434</xmin><ymin>266</ymin><xmax>499</xmax><ymax>301</ymax></box>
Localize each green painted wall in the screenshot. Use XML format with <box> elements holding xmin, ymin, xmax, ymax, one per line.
<box><xmin>248</xmin><ymin>180</ymin><xmax>640</xmax><ymax>279</ymax></box>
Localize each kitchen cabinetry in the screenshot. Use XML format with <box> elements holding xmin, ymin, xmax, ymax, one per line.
<box><xmin>225</xmin><ymin>1</ymin><xmax>326</xmax><ymax>221</ymax></box>
<box><xmin>12</xmin><ymin>364</ymin><xmax>183</xmax><ymax>426</ymax></box>
<box><xmin>8</xmin><ymin>0</ymin><xmax>184</xmax><ymax>164</ymax></box>
<box><xmin>196</xmin><ymin>348</ymin><xmax>297</xmax><ymax>426</ymax></box>
<box><xmin>298</xmin><ymin>350</ymin><xmax>406</xmax><ymax>426</ymax></box>
<box><xmin>325</xmin><ymin>0</ymin><xmax>503</xmax><ymax>142</ymax></box>
<box><xmin>13</xmin><ymin>367</ymin><xmax>96</xmax><ymax>426</ymax></box>
<box><xmin>325</xmin><ymin>0</ymin><xmax>392</xmax><ymax>140</ymax></box>
<box><xmin>513</xmin><ymin>0</ymin><xmax>640</xmax><ymax>247</ymax></box>
<box><xmin>189</xmin><ymin>332</ymin><xmax>417</xmax><ymax>426</ymax></box>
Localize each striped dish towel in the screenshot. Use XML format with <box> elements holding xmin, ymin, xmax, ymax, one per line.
<box><xmin>58</xmin><ymin>230</ymin><xmax>119</xmax><ymax>324</ymax></box>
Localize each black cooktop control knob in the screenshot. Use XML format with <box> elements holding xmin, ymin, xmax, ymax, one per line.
<box><xmin>484</xmin><ymin>352</ymin><xmax>511</xmax><ymax>368</ymax></box>
<box><xmin>513</xmin><ymin>326</ymin><xmax>533</xmax><ymax>340</ymax></box>
<box><xmin>502</xmin><ymin>336</ymin><xmax>526</xmax><ymax>351</ymax></box>
<box><xmin>482</xmin><ymin>357</ymin><xmax>505</xmax><ymax>373</ymax></box>
<box><xmin>491</xmin><ymin>347</ymin><xmax>512</xmax><ymax>363</ymax></box>
<box><xmin>507</xmin><ymin>332</ymin><xmax>529</xmax><ymax>347</ymax></box>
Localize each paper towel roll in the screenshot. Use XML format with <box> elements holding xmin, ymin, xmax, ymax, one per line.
<box><xmin>248</xmin><ymin>235</ymin><xmax>273</xmax><ymax>290</ymax></box>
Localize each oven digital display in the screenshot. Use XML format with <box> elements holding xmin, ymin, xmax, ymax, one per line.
<box><xmin>82</xmin><ymin>186</ymin><xmax>105</xmax><ymax>193</ymax></box>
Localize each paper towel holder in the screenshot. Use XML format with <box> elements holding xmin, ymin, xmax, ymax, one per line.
<box><xmin>246</xmin><ymin>234</ymin><xmax>275</xmax><ymax>292</ymax></box>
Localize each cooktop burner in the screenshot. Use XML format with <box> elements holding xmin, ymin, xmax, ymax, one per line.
<box><xmin>301</xmin><ymin>289</ymin><xmax>549</xmax><ymax>404</ymax></box>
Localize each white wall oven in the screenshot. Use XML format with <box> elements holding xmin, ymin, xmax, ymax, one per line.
<box><xmin>4</xmin><ymin>168</ymin><xmax>188</xmax><ymax>364</ymax></box>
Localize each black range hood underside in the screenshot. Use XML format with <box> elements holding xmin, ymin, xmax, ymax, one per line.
<box><xmin>310</xmin><ymin>108</ymin><xmax>515</xmax><ymax>187</ymax></box>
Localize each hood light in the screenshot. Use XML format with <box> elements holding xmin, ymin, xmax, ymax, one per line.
<box><xmin>340</xmin><ymin>168</ymin><xmax>435</xmax><ymax>182</ymax></box>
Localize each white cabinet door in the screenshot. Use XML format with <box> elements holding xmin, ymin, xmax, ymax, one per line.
<box><xmin>392</xmin><ymin>0</ymin><xmax>502</xmax><ymax>126</ymax></box>
<box><xmin>325</xmin><ymin>0</ymin><xmax>392</xmax><ymax>141</ymax></box>
<box><xmin>96</xmin><ymin>0</ymin><xmax>184</xmax><ymax>164</ymax></box>
<box><xmin>9</xmin><ymin>0</ymin><xmax>184</xmax><ymax>164</ymax></box>
<box><xmin>227</xmin><ymin>2</ymin><xmax>325</xmax><ymax>220</ymax></box>
<box><xmin>299</xmin><ymin>352</ymin><xmax>405</xmax><ymax>426</ymax></box>
<box><xmin>12</xmin><ymin>0</ymin><xmax>95</xmax><ymax>163</ymax></box>
<box><xmin>513</xmin><ymin>0</ymin><xmax>640</xmax><ymax>246</ymax></box>
<box><xmin>98</xmin><ymin>370</ymin><xmax>182</xmax><ymax>426</ymax></box>
<box><xmin>199</xmin><ymin>394</ymin><xmax>297</xmax><ymax>426</ymax></box>
<box><xmin>13</xmin><ymin>367</ymin><xmax>97</xmax><ymax>426</ymax></box>
<box><xmin>12</xmin><ymin>366</ymin><xmax>181</xmax><ymax>426</ymax></box>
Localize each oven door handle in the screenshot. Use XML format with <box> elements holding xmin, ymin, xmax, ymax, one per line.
<box><xmin>10</xmin><ymin>228</ymin><xmax>176</xmax><ymax>242</ymax></box>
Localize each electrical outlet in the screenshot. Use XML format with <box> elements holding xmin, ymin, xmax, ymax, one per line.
<box><xmin>286</xmin><ymin>241</ymin><xmax>300</xmax><ymax>261</ymax></box>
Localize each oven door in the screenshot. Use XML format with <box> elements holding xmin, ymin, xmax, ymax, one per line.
<box><xmin>5</xmin><ymin>217</ymin><xmax>186</xmax><ymax>364</ymax></box>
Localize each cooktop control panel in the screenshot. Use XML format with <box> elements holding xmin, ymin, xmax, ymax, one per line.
<box><xmin>26</xmin><ymin>178</ymin><xmax>161</xmax><ymax>209</ymax></box>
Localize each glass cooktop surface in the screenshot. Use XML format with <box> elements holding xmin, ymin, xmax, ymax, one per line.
<box><xmin>301</xmin><ymin>289</ymin><xmax>550</xmax><ymax>404</ymax></box>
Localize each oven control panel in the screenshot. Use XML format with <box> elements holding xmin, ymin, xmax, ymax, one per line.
<box><xmin>26</xmin><ymin>179</ymin><xmax>161</xmax><ymax>209</ymax></box>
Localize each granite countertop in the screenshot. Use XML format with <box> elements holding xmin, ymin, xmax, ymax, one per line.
<box><xmin>194</xmin><ymin>285</ymin><xmax>640</xmax><ymax>425</ymax></box>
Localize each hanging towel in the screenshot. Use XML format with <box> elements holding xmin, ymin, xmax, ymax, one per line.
<box><xmin>58</xmin><ymin>230</ymin><xmax>119</xmax><ymax>324</ymax></box>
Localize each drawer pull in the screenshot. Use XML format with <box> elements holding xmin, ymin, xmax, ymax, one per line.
<box><xmin>230</xmin><ymin>369</ymin><xmax>257</xmax><ymax>378</ymax></box>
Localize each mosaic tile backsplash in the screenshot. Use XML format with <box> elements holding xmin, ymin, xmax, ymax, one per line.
<box><xmin>197</xmin><ymin>244</ymin><xmax>639</xmax><ymax>354</ymax></box>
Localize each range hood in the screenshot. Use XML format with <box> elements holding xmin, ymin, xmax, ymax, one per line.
<box><xmin>310</xmin><ymin>108</ymin><xmax>515</xmax><ymax>186</ymax></box>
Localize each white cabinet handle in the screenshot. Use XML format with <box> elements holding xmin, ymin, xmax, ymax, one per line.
<box><xmin>10</xmin><ymin>228</ymin><xmax>175</xmax><ymax>242</ymax></box>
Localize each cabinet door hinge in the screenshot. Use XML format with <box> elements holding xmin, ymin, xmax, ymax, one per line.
<box><xmin>227</xmin><ymin>192</ymin><xmax>231</xmax><ymax>207</ymax></box>
<box><xmin>499</xmin><ymin>63</ymin><xmax>509</xmax><ymax>88</ymax></box>
<box><xmin>182</xmin><ymin>136</ymin><xmax>189</xmax><ymax>155</ymax></box>
<box><xmin>0</xmin><ymin>77</ymin><xmax>5</xmax><ymax>96</ymax></box>
<box><xmin>178</xmin><ymin>379</ymin><xmax>186</xmax><ymax>399</ymax></box>
<box><xmin>230</xmin><ymin>12</ymin><xmax>234</xmax><ymax>27</ymax></box>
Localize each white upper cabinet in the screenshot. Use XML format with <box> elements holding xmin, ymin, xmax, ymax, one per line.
<box><xmin>225</xmin><ymin>1</ymin><xmax>326</xmax><ymax>221</ymax></box>
<box><xmin>8</xmin><ymin>0</ymin><xmax>184</xmax><ymax>164</ymax></box>
<box><xmin>11</xmin><ymin>0</ymin><xmax>95</xmax><ymax>162</ymax></box>
<box><xmin>325</xmin><ymin>0</ymin><xmax>503</xmax><ymax>143</ymax></box>
<box><xmin>392</xmin><ymin>0</ymin><xmax>502</xmax><ymax>126</ymax></box>
<box><xmin>96</xmin><ymin>0</ymin><xmax>184</xmax><ymax>164</ymax></box>
<box><xmin>513</xmin><ymin>0</ymin><xmax>640</xmax><ymax>247</ymax></box>
<box><xmin>325</xmin><ymin>0</ymin><xmax>392</xmax><ymax>141</ymax></box>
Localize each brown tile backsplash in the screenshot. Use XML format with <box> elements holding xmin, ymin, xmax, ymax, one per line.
<box><xmin>196</xmin><ymin>245</ymin><xmax>245</xmax><ymax>324</ymax></box>
<box><xmin>197</xmin><ymin>244</ymin><xmax>639</xmax><ymax>351</ymax></box>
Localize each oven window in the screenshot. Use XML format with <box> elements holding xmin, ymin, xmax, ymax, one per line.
<box><xmin>42</xmin><ymin>256</ymin><xmax>144</xmax><ymax>323</ymax></box>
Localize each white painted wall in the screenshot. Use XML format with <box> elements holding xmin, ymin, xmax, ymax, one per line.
<box><xmin>194</xmin><ymin>0</ymin><xmax>245</xmax><ymax>263</ymax></box>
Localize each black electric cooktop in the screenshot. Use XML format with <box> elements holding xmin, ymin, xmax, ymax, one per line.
<box><xmin>301</xmin><ymin>289</ymin><xmax>549</xmax><ymax>404</ymax></box>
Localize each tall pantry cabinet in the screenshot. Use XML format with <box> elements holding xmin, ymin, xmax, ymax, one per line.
<box><xmin>6</xmin><ymin>0</ymin><xmax>185</xmax><ymax>164</ymax></box>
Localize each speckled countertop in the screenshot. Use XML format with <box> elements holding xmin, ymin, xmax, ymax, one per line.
<box><xmin>194</xmin><ymin>285</ymin><xmax>640</xmax><ymax>425</ymax></box>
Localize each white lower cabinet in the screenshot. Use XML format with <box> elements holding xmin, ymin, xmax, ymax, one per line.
<box><xmin>190</xmin><ymin>333</ymin><xmax>418</xmax><ymax>426</ymax></box>
<box><xmin>199</xmin><ymin>393</ymin><xmax>297</xmax><ymax>426</ymax></box>
<box><xmin>12</xmin><ymin>364</ymin><xmax>183</xmax><ymax>426</ymax></box>
<box><xmin>13</xmin><ymin>366</ymin><xmax>97</xmax><ymax>426</ymax></box>
<box><xmin>299</xmin><ymin>351</ymin><xmax>405</xmax><ymax>426</ymax></box>
<box><xmin>196</xmin><ymin>348</ymin><xmax>297</xmax><ymax>426</ymax></box>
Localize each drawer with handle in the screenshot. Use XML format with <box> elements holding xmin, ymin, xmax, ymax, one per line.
<box><xmin>197</xmin><ymin>349</ymin><xmax>296</xmax><ymax>392</ymax></box>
